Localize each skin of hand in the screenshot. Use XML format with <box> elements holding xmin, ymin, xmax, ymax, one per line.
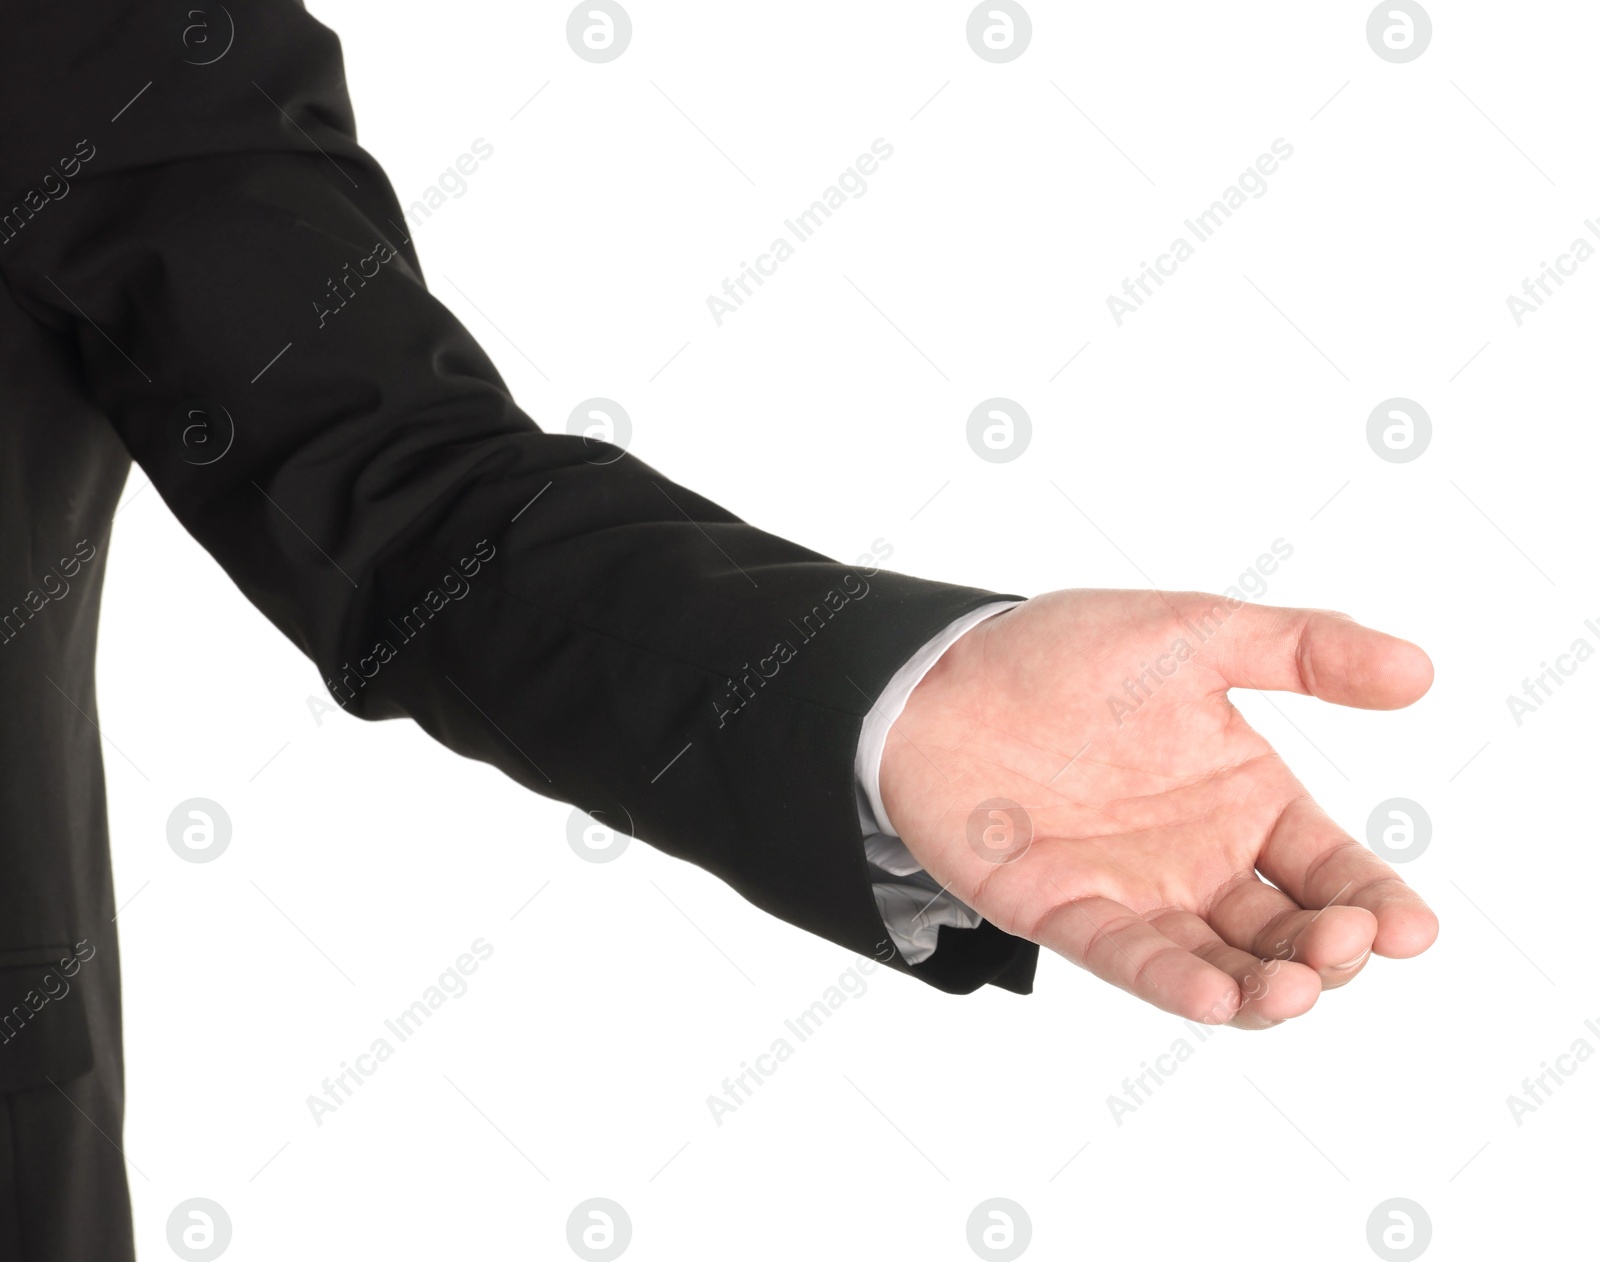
<box><xmin>878</xmin><ymin>589</ymin><xmax>1439</xmax><ymax>1029</ymax></box>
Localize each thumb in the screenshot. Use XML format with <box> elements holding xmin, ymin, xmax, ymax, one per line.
<box><xmin>1188</xmin><ymin>597</ymin><xmax>1434</xmax><ymax>709</ymax></box>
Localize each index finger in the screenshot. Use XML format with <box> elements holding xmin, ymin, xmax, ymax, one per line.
<box><xmin>1257</xmin><ymin>795</ymin><xmax>1439</xmax><ymax>959</ymax></box>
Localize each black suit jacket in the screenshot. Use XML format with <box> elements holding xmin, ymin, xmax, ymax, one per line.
<box><xmin>0</xmin><ymin>4</ymin><xmax>1036</xmax><ymax>1257</ymax></box>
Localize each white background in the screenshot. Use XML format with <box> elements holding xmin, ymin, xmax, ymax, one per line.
<box><xmin>97</xmin><ymin>2</ymin><xmax>1595</xmax><ymax>1258</ymax></box>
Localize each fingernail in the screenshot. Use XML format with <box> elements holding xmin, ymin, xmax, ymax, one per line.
<box><xmin>1329</xmin><ymin>948</ymin><xmax>1370</xmax><ymax>971</ymax></box>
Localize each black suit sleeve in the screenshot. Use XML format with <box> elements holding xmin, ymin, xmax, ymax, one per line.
<box><xmin>0</xmin><ymin>1</ymin><xmax>1038</xmax><ymax>994</ymax></box>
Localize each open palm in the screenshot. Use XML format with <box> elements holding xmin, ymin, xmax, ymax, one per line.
<box><xmin>879</xmin><ymin>589</ymin><xmax>1439</xmax><ymax>1028</ymax></box>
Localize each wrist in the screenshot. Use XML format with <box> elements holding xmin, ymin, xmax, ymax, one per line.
<box><xmin>877</xmin><ymin>608</ymin><xmax>1003</xmax><ymax>843</ymax></box>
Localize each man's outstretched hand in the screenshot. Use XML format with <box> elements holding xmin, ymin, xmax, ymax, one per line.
<box><xmin>879</xmin><ymin>590</ymin><xmax>1438</xmax><ymax>1028</ymax></box>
